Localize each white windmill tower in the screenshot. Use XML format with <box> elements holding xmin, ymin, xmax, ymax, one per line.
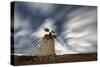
<box><xmin>35</xmin><ymin>28</ymin><xmax>56</xmax><ymax>56</ymax></box>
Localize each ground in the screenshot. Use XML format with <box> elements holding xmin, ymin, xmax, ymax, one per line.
<box><xmin>11</xmin><ymin>53</ymin><xmax>97</xmax><ymax>66</ymax></box>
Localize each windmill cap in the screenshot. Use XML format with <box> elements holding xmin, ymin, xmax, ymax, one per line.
<box><xmin>44</xmin><ymin>28</ymin><xmax>50</xmax><ymax>32</ymax></box>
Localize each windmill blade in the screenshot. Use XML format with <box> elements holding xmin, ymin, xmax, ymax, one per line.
<box><xmin>22</xmin><ymin>37</ymin><xmax>44</xmax><ymax>55</ymax></box>
<box><xmin>27</xmin><ymin>36</ymin><xmax>43</xmax><ymax>47</ymax></box>
<box><xmin>32</xmin><ymin>37</ymin><xmax>41</xmax><ymax>45</ymax></box>
<box><xmin>54</xmin><ymin>40</ymin><xmax>63</xmax><ymax>49</ymax></box>
<box><xmin>34</xmin><ymin>37</ymin><xmax>44</xmax><ymax>47</ymax></box>
<box><xmin>55</xmin><ymin>37</ymin><xmax>65</xmax><ymax>46</ymax></box>
<box><xmin>41</xmin><ymin>25</ymin><xmax>46</xmax><ymax>30</ymax></box>
<box><xmin>37</xmin><ymin>38</ymin><xmax>49</xmax><ymax>48</ymax></box>
<box><xmin>55</xmin><ymin>39</ymin><xmax>64</xmax><ymax>48</ymax></box>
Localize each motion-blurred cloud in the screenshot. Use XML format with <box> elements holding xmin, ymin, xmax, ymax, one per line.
<box><xmin>13</xmin><ymin>2</ymin><xmax>97</xmax><ymax>55</ymax></box>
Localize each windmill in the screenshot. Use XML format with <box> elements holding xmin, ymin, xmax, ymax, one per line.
<box><xmin>32</xmin><ymin>27</ymin><xmax>64</xmax><ymax>56</ymax></box>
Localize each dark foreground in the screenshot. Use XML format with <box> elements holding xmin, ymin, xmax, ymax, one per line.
<box><xmin>11</xmin><ymin>53</ymin><xmax>97</xmax><ymax>66</ymax></box>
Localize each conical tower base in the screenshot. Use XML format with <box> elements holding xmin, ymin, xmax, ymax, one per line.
<box><xmin>36</xmin><ymin>34</ymin><xmax>56</xmax><ymax>56</ymax></box>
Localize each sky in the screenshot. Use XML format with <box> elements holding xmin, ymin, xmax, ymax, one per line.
<box><xmin>11</xmin><ymin>1</ymin><xmax>97</xmax><ymax>55</ymax></box>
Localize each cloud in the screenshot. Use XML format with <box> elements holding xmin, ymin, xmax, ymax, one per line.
<box><xmin>14</xmin><ymin>12</ymin><xmax>23</xmax><ymax>30</ymax></box>
<box><xmin>61</xmin><ymin>7</ymin><xmax>97</xmax><ymax>53</ymax></box>
<box><xmin>14</xmin><ymin>12</ymin><xmax>35</xmax><ymax>54</ymax></box>
<box><xmin>15</xmin><ymin>30</ymin><xmax>31</xmax><ymax>37</ymax></box>
<box><xmin>65</xmin><ymin>9</ymin><xmax>97</xmax><ymax>30</ymax></box>
<box><xmin>25</xmin><ymin>2</ymin><xmax>55</xmax><ymax>16</ymax></box>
